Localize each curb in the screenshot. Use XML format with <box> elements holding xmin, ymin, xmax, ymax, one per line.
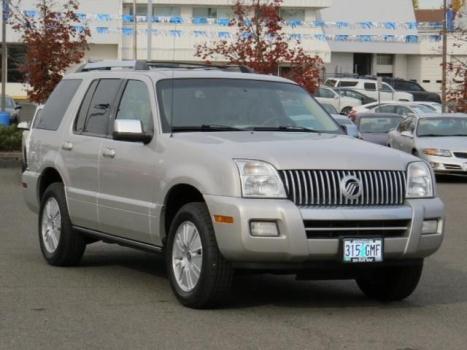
<box><xmin>0</xmin><ymin>152</ymin><xmax>22</xmax><ymax>168</ymax></box>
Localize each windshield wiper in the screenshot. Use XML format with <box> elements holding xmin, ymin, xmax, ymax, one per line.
<box><xmin>172</xmin><ymin>124</ymin><xmax>246</xmax><ymax>132</ymax></box>
<box><xmin>249</xmin><ymin>126</ymin><xmax>320</xmax><ymax>133</ymax></box>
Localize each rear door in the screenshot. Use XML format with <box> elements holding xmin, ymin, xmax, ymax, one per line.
<box><xmin>62</xmin><ymin>78</ymin><xmax>123</xmax><ymax>230</ymax></box>
<box><xmin>98</xmin><ymin>78</ymin><xmax>158</xmax><ymax>244</ymax></box>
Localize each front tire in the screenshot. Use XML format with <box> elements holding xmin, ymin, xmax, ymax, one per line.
<box><xmin>166</xmin><ymin>202</ymin><xmax>233</xmax><ymax>309</ymax></box>
<box><xmin>356</xmin><ymin>260</ymin><xmax>423</xmax><ymax>302</ymax></box>
<box><xmin>39</xmin><ymin>183</ymin><xmax>86</xmax><ymax>266</ymax></box>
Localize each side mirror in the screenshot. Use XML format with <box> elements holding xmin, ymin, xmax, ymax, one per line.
<box><xmin>113</xmin><ymin>119</ymin><xmax>152</xmax><ymax>144</ymax></box>
<box><xmin>17</xmin><ymin>121</ymin><xmax>29</xmax><ymax>130</ymax></box>
<box><xmin>401</xmin><ymin>131</ymin><xmax>413</xmax><ymax>138</ymax></box>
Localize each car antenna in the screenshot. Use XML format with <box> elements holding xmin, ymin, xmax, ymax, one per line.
<box><xmin>169</xmin><ymin>22</ymin><xmax>177</xmax><ymax>138</ymax></box>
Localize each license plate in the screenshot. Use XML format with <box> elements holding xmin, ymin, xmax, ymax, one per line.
<box><xmin>342</xmin><ymin>238</ymin><xmax>383</xmax><ymax>263</ymax></box>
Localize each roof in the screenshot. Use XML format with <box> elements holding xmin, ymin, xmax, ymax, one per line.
<box><xmin>67</xmin><ymin>68</ymin><xmax>295</xmax><ymax>85</ymax></box>
<box><xmin>356</xmin><ymin>112</ymin><xmax>402</xmax><ymax>118</ymax></box>
<box><xmin>414</xmin><ymin>9</ymin><xmax>445</xmax><ymax>23</ymax></box>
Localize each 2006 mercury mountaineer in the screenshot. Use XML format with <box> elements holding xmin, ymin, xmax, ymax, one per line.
<box><xmin>22</xmin><ymin>61</ymin><xmax>445</xmax><ymax>308</ymax></box>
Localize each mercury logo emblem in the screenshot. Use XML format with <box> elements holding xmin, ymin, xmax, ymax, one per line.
<box><xmin>340</xmin><ymin>175</ymin><xmax>363</xmax><ymax>200</ymax></box>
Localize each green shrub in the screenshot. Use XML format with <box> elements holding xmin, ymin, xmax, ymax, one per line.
<box><xmin>0</xmin><ymin>125</ymin><xmax>22</xmax><ymax>152</ymax></box>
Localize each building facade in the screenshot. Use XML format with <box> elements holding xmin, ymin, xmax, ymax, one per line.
<box><xmin>2</xmin><ymin>0</ymin><xmax>463</xmax><ymax>99</ymax></box>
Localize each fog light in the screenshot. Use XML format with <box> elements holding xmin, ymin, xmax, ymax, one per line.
<box><xmin>422</xmin><ymin>220</ymin><xmax>438</xmax><ymax>234</ymax></box>
<box><xmin>430</xmin><ymin>162</ymin><xmax>440</xmax><ymax>169</ymax></box>
<box><xmin>250</xmin><ymin>221</ymin><xmax>279</xmax><ymax>237</ymax></box>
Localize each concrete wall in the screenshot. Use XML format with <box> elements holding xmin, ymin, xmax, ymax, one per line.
<box><xmin>325</xmin><ymin>52</ymin><xmax>354</xmax><ymax>76</ymax></box>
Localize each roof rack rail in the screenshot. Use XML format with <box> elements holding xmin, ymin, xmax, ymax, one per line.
<box><xmin>75</xmin><ymin>60</ymin><xmax>255</xmax><ymax>73</ymax></box>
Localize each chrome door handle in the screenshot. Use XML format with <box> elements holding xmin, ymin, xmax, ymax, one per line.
<box><xmin>102</xmin><ymin>148</ymin><xmax>116</xmax><ymax>159</ymax></box>
<box><xmin>62</xmin><ymin>142</ymin><xmax>73</xmax><ymax>151</ymax></box>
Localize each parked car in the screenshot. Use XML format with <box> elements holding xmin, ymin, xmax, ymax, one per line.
<box><xmin>331</xmin><ymin>113</ymin><xmax>360</xmax><ymax>138</ymax></box>
<box><xmin>324</xmin><ymin>78</ymin><xmax>413</xmax><ymax>102</ymax></box>
<box><xmin>348</xmin><ymin>101</ymin><xmax>390</xmax><ymax>121</ymax></box>
<box><xmin>1</xmin><ymin>96</ymin><xmax>22</xmax><ymax>124</ymax></box>
<box><xmin>372</xmin><ymin>102</ymin><xmax>437</xmax><ymax>117</ymax></box>
<box><xmin>383</xmin><ymin>78</ymin><xmax>441</xmax><ymax>103</ymax></box>
<box><xmin>354</xmin><ymin>113</ymin><xmax>403</xmax><ymax>145</ymax></box>
<box><xmin>314</xmin><ymin>86</ymin><xmax>362</xmax><ymax>115</ymax></box>
<box><xmin>388</xmin><ymin>114</ymin><xmax>467</xmax><ymax>174</ymax></box>
<box><xmin>334</xmin><ymin>87</ymin><xmax>377</xmax><ymax>105</ymax></box>
<box><xmin>18</xmin><ymin>105</ymin><xmax>43</xmax><ymax>172</ymax></box>
<box><xmin>22</xmin><ymin>60</ymin><xmax>445</xmax><ymax>308</ymax></box>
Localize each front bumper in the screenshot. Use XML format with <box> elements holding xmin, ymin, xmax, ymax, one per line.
<box><xmin>205</xmin><ymin>195</ymin><xmax>444</xmax><ymax>263</ymax></box>
<box><xmin>422</xmin><ymin>154</ymin><xmax>467</xmax><ymax>174</ymax></box>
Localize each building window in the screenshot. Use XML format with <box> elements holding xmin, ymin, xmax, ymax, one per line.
<box><xmin>153</xmin><ymin>6</ymin><xmax>181</xmax><ymax>17</ymax></box>
<box><xmin>123</xmin><ymin>4</ymin><xmax>148</xmax><ymax>16</ymax></box>
<box><xmin>376</xmin><ymin>54</ymin><xmax>394</xmax><ymax>65</ymax></box>
<box><xmin>193</xmin><ymin>7</ymin><xmax>217</xmax><ymax>19</ymax></box>
<box><xmin>280</xmin><ymin>8</ymin><xmax>305</xmax><ymax>21</ymax></box>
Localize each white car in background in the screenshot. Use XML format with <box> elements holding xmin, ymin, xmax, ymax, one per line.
<box><xmin>372</xmin><ymin>102</ymin><xmax>437</xmax><ymax>117</ymax></box>
<box><xmin>325</xmin><ymin>78</ymin><xmax>413</xmax><ymax>102</ymax></box>
<box><xmin>314</xmin><ymin>86</ymin><xmax>362</xmax><ymax>115</ymax></box>
<box><xmin>349</xmin><ymin>101</ymin><xmax>439</xmax><ymax>120</ymax></box>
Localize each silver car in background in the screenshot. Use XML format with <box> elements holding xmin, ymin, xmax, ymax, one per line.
<box><xmin>388</xmin><ymin>114</ymin><xmax>467</xmax><ymax>175</ymax></box>
<box><xmin>355</xmin><ymin>113</ymin><xmax>403</xmax><ymax>146</ymax></box>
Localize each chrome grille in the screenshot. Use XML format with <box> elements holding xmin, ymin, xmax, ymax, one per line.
<box><xmin>279</xmin><ymin>170</ymin><xmax>406</xmax><ymax>207</ymax></box>
<box><xmin>304</xmin><ymin>219</ymin><xmax>410</xmax><ymax>238</ymax></box>
<box><xmin>454</xmin><ymin>152</ymin><xmax>467</xmax><ymax>159</ymax></box>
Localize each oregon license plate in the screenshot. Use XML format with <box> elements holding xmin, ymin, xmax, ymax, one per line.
<box><xmin>342</xmin><ymin>238</ymin><xmax>383</xmax><ymax>263</ymax></box>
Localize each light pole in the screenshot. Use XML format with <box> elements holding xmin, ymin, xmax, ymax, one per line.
<box><xmin>147</xmin><ymin>0</ymin><xmax>152</xmax><ymax>60</ymax></box>
<box><xmin>442</xmin><ymin>0</ymin><xmax>448</xmax><ymax>112</ymax></box>
<box><xmin>1</xmin><ymin>0</ymin><xmax>8</xmax><ymax>113</ymax></box>
<box><xmin>133</xmin><ymin>0</ymin><xmax>137</xmax><ymax>60</ymax></box>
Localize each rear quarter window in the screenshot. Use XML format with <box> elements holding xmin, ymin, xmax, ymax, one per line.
<box><xmin>34</xmin><ymin>79</ymin><xmax>82</xmax><ymax>131</ymax></box>
<box><xmin>338</xmin><ymin>81</ymin><xmax>358</xmax><ymax>87</ymax></box>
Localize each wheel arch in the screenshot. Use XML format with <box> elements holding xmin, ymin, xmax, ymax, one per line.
<box><xmin>37</xmin><ymin>167</ymin><xmax>64</xmax><ymax>202</ymax></box>
<box><xmin>161</xmin><ymin>183</ymin><xmax>205</xmax><ymax>245</ymax></box>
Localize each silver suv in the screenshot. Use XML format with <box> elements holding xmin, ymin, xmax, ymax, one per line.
<box><xmin>22</xmin><ymin>61</ymin><xmax>445</xmax><ymax>308</ymax></box>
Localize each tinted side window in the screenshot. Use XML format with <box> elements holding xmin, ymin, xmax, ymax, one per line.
<box><xmin>83</xmin><ymin>79</ymin><xmax>122</xmax><ymax>136</ymax></box>
<box><xmin>338</xmin><ymin>81</ymin><xmax>358</xmax><ymax>87</ymax></box>
<box><xmin>376</xmin><ymin>105</ymin><xmax>396</xmax><ymax>113</ymax></box>
<box><xmin>364</xmin><ymin>83</ymin><xmax>376</xmax><ymax>91</ymax></box>
<box><xmin>34</xmin><ymin>79</ymin><xmax>82</xmax><ymax>130</ymax></box>
<box><xmin>74</xmin><ymin>80</ymin><xmax>99</xmax><ymax>133</ymax></box>
<box><xmin>116</xmin><ymin>80</ymin><xmax>154</xmax><ymax>133</ymax></box>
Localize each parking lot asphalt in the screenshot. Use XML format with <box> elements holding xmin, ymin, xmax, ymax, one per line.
<box><xmin>1</xmin><ymin>167</ymin><xmax>467</xmax><ymax>350</ymax></box>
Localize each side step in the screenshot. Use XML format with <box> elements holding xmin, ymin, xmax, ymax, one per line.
<box><xmin>74</xmin><ymin>226</ymin><xmax>163</xmax><ymax>254</ymax></box>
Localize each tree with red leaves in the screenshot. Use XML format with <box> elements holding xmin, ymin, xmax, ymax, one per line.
<box><xmin>195</xmin><ymin>0</ymin><xmax>324</xmax><ymax>94</ymax></box>
<box><xmin>9</xmin><ymin>0</ymin><xmax>90</xmax><ymax>103</ymax></box>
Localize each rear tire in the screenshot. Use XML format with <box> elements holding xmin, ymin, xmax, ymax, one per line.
<box><xmin>356</xmin><ymin>260</ymin><xmax>423</xmax><ymax>302</ymax></box>
<box><xmin>341</xmin><ymin>106</ymin><xmax>353</xmax><ymax>115</ymax></box>
<box><xmin>166</xmin><ymin>202</ymin><xmax>233</xmax><ymax>309</ymax></box>
<box><xmin>38</xmin><ymin>183</ymin><xmax>86</xmax><ymax>266</ymax></box>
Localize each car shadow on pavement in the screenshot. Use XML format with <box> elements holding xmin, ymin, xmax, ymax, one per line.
<box><xmin>75</xmin><ymin>245</ymin><xmax>467</xmax><ymax>310</ymax></box>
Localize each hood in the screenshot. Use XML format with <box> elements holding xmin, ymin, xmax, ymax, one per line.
<box><xmin>416</xmin><ymin>136</ymin><xmax>467</xmax><ymax>151</ymax></box>
<box><xmin>361</xmin><ymin>133</ymin><xmax>389</xmax><ymax>146</ymax></box>
<box><xmin>410</xmin><ymin>91</ymin><xmax>441</xmax><ymax>103</ymax></box>
<box><xmin>169</xmin><ymin>131</ymin><xmax>415</xmax><ymax>171</ymax></box>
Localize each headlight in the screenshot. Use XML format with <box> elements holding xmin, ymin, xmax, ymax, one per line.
<box><xmin>422</xmin><ymin>148</ymin><xmax>452</xmax><ymax>157</ymax></box>
<box><xmin>234</xmin><ymin>160</ymin><xmax>287</xmax><ymax>198</ymax></box>
<box><xmin>406</xmin><ymin>162</ymin><xmax>434</xmax><ymax>198</ymax></box>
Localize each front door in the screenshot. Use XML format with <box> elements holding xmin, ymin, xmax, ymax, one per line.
<box><xmin>98</xmin><ymin>79</ymin><xmax>158</xmax><ymax>244</ymax></box>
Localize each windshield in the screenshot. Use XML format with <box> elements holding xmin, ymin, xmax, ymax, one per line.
<box><xmin>321</xmin><ymin>103</ymin><xmax>338</xmax><ymax>114</ymax></box>
<box><xmin>417</xmin><ymin>117</ymin><xmax>467</xmax><ymax>137</ymax></box>
<box><xmin>410</xmin><ymin>104</ymin><xmax>436</xmax><ymax>114</ymax></box>
<box><xmin>359</xmin><ymin>116</ymin><xmax>401</xmax><ymax>133</ymax></box>
<box><xmin>157</xmin><ymin>79</ymin><xmax>340</xmax><ymax>133</ymax></box>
